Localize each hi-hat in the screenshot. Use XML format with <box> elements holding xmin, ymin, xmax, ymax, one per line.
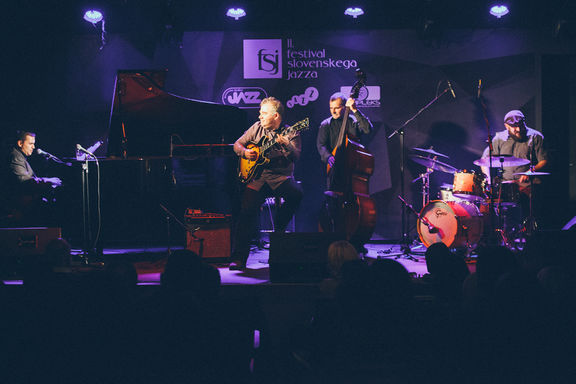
<box><xmin>513</xmin><ymin>170</ymin><xmax>550</xmax><ymax>176</ymax></box>
<box><xmin>412</xmin><ymin>147</ymin><xmax>449</xmax><ymax>158</ymax></box>
<box><xmin>410</xmin><ymin>155</ymin><xmax>456</xmax><ymax>174</ymax></box>
<box><xmin>473</xmin><ymin>155</ymin><xmax>530</xmax><ymax>168</ymax></box>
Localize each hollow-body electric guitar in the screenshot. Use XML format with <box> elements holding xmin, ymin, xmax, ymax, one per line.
<box><xmin>238</xmin><ymin>118</ymin><xmax>309</xmax><ymax>184</ymax></box>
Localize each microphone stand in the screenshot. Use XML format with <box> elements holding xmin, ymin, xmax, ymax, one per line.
<box><xmin>78</xmin><ymin>147</ymin><xmax>103</xmax><ymax>264</ymax></box>
<box><xmin>388</xmin><ymin>84</ymin><xmax>452</xmax><ymax>258</ymax></box>
<box><xmin>477</xmin><ymin>87</ymin><xmax>500</xmax><ymax>246</ymax></box>
<box><xmin>80</xmin><ymin>154</ymin><xmax>92</xmax><ymax>264</ymax></box>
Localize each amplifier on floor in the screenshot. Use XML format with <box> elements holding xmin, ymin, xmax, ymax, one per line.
<box><xmin>0</xmin><ymin>227</ymin><xmax>62</xmax><ymax>276</ymax></box>
<box><xmin>185</xmin><ymin>210</ymin><xmax>231</xmax><ymax>261</ymax></box>
<box><xmin>269</xmin><ymin>232</ymin><xmax>344</xmax><ymax>283</ymax></box>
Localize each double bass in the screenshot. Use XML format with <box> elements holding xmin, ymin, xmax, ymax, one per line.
<box><xmin>321</xmin><ymin>70</ymin><xmax>377</xmax><ymax>247</ymax></box>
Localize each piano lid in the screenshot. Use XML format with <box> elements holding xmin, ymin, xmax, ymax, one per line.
<box><xmin>107</xmin><ymin>70</ymin><xmax>247</xmax><ymax>158</ymax></box>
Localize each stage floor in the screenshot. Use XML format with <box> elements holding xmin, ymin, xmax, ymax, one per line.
<box><xmin>119</xmin><ymin>242</ymin><xmax>433</xmax><ymax>285</ymax></box>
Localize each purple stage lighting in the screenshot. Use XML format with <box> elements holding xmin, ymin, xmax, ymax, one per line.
<box><xmin>83</xmin><ymin>10</ymin><xmax>103</xmax><ymax>24</ymax></box>
<box><xmin>226</xmin><ymin>8</ymin><xmax>246</xmax><ymax>20</ymax></box>
<box><xmin>490</xmin><ymin>5</ymin><xmax>510</xmax><ymax>18</ymax></box>
<box><xmin>344</xmin><ymin>7</ymin><xmax>365</xmax><ymax>19</ymax></box>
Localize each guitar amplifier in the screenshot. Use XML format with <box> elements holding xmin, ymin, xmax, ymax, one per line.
<box><xmin>185</xmin><ymin>210</ymin><xmax>231</xmax><ymax>261</ymax></box>
<box><xmin>0</xmin><ymin>227</ymin><xmax>62</xmax><ymax>276</ymax></box>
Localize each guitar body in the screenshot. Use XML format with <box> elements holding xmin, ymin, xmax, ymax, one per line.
<box><xmin>238</xmin><ymin>141</ymin><xmax>269</xmax><ymax>184</ymax></box>
<box><xmin>237</xmin><ymin>118</ymin><xmax>309</xmax><ymax>184</ymax></box>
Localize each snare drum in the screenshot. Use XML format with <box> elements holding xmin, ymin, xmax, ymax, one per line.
<box><xmin>494</xmin><ymin>181</ymin><xmax>519</xmax><ymax>206</ymax></box>
<box><xmin>453</xmin><ymin>170</ymin><xmax>486</xmax><ymax>201</ymax></box>
<box><xmin>417</xmin><ymin>200</ymin><xmax>483</xmax><ymax>248</ymax></box>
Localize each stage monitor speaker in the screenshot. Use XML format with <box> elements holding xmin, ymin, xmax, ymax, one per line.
<box><xmin>185</xmin><ymin>213</ymin><xmax>231</xmax><ymax>261</ymax></box>
<box><xmin>0</xmin><ymin>227</ymin><xmax>62</xmax><ymax>276</ymax></box>
<box><xmin>269</xmin><ymin>232</ymin><xmax>344</xmax><ymax>283</ymax></box>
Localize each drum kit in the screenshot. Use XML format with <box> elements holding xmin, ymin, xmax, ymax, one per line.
<box><xmin>409</xmin><ymin>147</ymin><xmax>550</xmax><ymax>250</ymax></box>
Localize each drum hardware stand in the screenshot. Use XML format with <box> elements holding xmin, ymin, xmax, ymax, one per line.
<box><xmin>412</xmin><ymin>167</ymin><xmax>434</xmax><ymax>207</ymax></box>
<box><xmin>388</xmin><ymin>81</ymin><xmax>454</xmax><ymax>252</ymax></box>
<box><xmin>386</xmin><ymin>195</ymin><xmax>443</xmax><ymax>261</ymax></box>
<box><xmin>159</xmin><ymin>203</ymin><xmax>202</xmax><ymax>257</ymax></box>
<box><xmin>477</xmin><ymin>83</ymin><xmax>500</xmax><ymax>247</ymax></box>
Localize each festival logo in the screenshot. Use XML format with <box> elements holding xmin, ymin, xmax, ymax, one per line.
<box><xmin>286</xmin><ymin>87</ymin><xmax>319</xmax><ymax>108</ymax></box>
<box><xmin>221</xmin><ymin>87</ymin><xmax>268</xmax><ymax>109</ymax></box>
<box><xmin>243</xmin><ymin>39</ymin><xmax>282</xmax><ymax>79</ymax></box>
<box><xmin>340</xmin><ymin>85</ymin><xmax>381</xmax><ymax>108</ymax></box>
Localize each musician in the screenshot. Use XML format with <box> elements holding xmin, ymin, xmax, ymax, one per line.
<box><xmin>230</xmin><ymin>97</ymin><xmax>303</xmax><ymax>270</ymax></box>
<box><xmin>317</xmin><ymin>92</ymin><xmax>374</xmax><ymax>253</ymax></box>
<box><xmin>316</xmin><ymin>92</ymin><xmax>373</xmax><ymax>188</ymax></box>
<box><xmin>481</xmin><ymin>110</ymin><xmax>548</xmax><ymax>226</ymax></box>
<box><xmin>1</xmin><ymin>131</ymin><xmax>62</xmax><ymax>225</ymax></box>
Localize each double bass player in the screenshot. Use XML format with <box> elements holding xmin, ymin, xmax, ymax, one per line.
<box><xmin>317</xmin><ymin>90</ymin><xmax>376</xmax><ymax>253</ymax></box>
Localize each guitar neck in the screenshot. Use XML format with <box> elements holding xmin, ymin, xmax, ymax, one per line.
<box><xmin>260</xmin><ymin>124</ymin><xmax>300</xmax><ymax>154</ymax></box>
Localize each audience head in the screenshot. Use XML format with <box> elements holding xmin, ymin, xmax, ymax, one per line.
<box><xmin>161</xmin><ymin>249</ymin><xmax>221</xmax><ymax>300</ymax></box>
<box><xmin>327</xmin><ymin>240</ymin><xmax>359</xmax><ymax>278</ymax></box>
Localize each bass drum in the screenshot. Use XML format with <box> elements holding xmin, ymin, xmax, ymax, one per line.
<box><xmin>417</xmin><ymin>200</ymin><xmax>483</xmax><ymax>249</ymax></box>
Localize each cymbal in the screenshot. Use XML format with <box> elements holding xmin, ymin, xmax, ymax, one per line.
<box><xmin>410</xmin><ymin>155</ymin><xmax>457</xmax><ymax>174</ymax></box>
<box><xmin>412</xmin><ymin>147</ymin><xmax>449</xmax><ymax>158</ymax></box>
<box><xmin>513</xmin><ymin>170</ymin><xmax>550</xmax><ymax>176</ymax></box>
<box><xmin>473</xmin><ymin>155</ymin><xmax>530</xmax><ymax>168</ymax></box>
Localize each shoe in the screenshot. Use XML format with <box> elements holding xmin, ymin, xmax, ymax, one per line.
<box><xmin>229</xmin><ymin>262</ymin><xmax>246</xmax><ymax>271</ymax></box>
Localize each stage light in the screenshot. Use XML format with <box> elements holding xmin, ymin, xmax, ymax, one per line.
<box><xmin>344</xmin><ymin>7</ymin><xmax>365</xmax><ymax>19</ymax></box>
<box><xmin>490</xmin><ymin>5</ymin><xmax>510</xmax><ymax>18</ymax></box>
<box><xmin>83</xmin><ymin>9</ymin><xmax>106</xmax><ymax>49</ymax></box>
<box><xmin>226</xmin><ymin>8</ymin><xmax>246</xmax><ymax>20</ymax></box>
<box><xmin>83</xmin><ymin>10</ymin><xmax>103</xmax><ymax>25</ymax></box>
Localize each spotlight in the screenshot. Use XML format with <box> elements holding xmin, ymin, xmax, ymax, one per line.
<box><xmin>83</xmin><ymin>10</ymin><xmax>106</xmax><ymax>49</ymax></box>
<box><xmin>489</xmin><ymin>5</ymin><xmax>510</xmax><ymax>18</ymax></box>
<box><xmin>344</xmin><ymin>7</ymin><xmax>365</xmax><ymax>19</ymax></box>
<box><xmin>226</xmin><ymin>8</ymin><xmax>246</xmax><ymax>20</ymax></box>
<box><xmin>83</xmin><ymin>10</ymin><xmax>103</xmax><ymax>25</ymax></box>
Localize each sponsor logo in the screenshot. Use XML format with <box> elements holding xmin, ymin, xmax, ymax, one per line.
<box><xmin>286</xmin><ymin>87</ymin><xmax>319</xmax><ymax>108</ymax></box>
<box><xmin>340</xmin><ymin>85</ymin><xmax>381</xmax><ymax>108</ymax></box>
<box><xmin>222</xmin><ymin>87</ymin><xmax>268</xmax><ymax>108</ymax></box>
<box><xmin>243</xmin><ymin>39</ymin><xmax>282</xmax><ymax>79</ymax></box>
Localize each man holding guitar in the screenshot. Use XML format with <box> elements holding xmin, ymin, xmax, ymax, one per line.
<box><xmin>230</xmin><ymin>97</ymin><xmax>304</xmax><ymax>270</ymax></box>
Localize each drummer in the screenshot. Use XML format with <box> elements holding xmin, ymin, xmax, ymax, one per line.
<box><xmin>481</xmin><ymin>110</ymin><xmax>548</xmax><ymax>186</ymax></box>
<box><xmin>480</xmin><ymin>110</ymin><xmax>548</xmax><ymax>226</ymax></box>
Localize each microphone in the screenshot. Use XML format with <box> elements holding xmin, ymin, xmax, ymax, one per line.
<box><xmin>37</xmin><ymin>148</ymin><xmax>72</xmax><ymax>166</ymax></box>
<box><xmin>428</xmin><ymin>225</ymin><xmax>439</xmax><ymax>234</ymax></box>
<box><xmin>477</xmin><ymin>79</ymin><xmax>482</xmax><ymax>99</ymax></box>
<box><xmin>37</xmin><ymin>148</ymin><xmax>56</xmax><ymax>159</ymax></box>
<box><xmin>76</xmin><ymin>144</ymin><xmax>96</xmax><ymax>158</ymax></box>
<box><xmin>447</xmin><ymin>81</ymin><xmax>456</xmax><ymax>99</ymax></box>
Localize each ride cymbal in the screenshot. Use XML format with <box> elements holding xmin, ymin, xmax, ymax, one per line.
<box><xmin>473</xmin><ymin>155</ymin><xmax>530</xmax><ymax>168</ymax></box>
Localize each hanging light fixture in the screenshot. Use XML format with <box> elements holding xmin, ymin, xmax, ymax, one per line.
<box><xmin>83</xmin><ymin>10</ymin><xmax>103</xmax><ymax>24</ymax></box>
<box><xmin>83</xmin><ymin>10</ymin><xmax>106</xmax><ymax>49</ymax></box>
<box><xmin>489</xmin><ymin>4</ymin><xmax>510</xmax><ymax>18</ymax></box>
<box><xmin>344</xmin><ymin>7</ymin><xmax>365</xmax><ymax>19</ymax></box>
<box><xmin>226</xmin><ymin>8</ymin><xmax>246</xmax><ymax>20</ymax></box>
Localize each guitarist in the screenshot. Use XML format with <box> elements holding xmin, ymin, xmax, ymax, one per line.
<box><xmin>316</xmin><ymin>92</ymin><xmax>373</xmax><ymax>189</ymax></box>
<box><xmin>230</xmin><ymin>97</ymin><xmax>303</xmax><ymax>271</ymax></box>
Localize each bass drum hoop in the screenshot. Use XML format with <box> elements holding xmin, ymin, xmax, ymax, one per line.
<box><xmin>417</xmin><ymin>200</ymin><xmax>483</xmax><ymax>248</ymax></box>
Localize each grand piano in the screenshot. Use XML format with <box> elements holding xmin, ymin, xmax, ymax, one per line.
<box><xmin>92</xmin><ymin>70</ymin><xmax>246</xmax><ymax>246</ymax></box>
